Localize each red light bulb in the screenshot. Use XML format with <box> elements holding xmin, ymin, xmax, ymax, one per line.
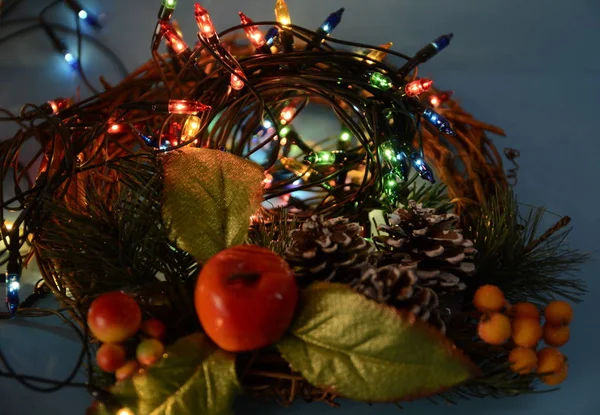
<box><xmin>194</xmin><ymin>3</ymin><xmax>217</xmax><ymax>39</ymax></box>
<box><xmin>429</xmin><ymin>96</ymin><xmax>441</xmax><ymax>107</ymax></box>
<box><xmin>430</xmin><ymin>90</ymin><xmax>454</xmax><ymax>107</ymax></box>
<box><xmin>168</xmin><ymin>99</ymin><xmax>211</xmax><ymax>115</ymax></box>
<box><xmin>230</xmin><ymin>71</ymin><xmax>245</xmax><ymax>90</ymax></box>
<box><xmin>239</xmin><ymin>12</ymin><xmax>266</xmax><ymax>48</ymax></box>
<box><xmin>160</xmin><ymin>22</ymin><xmax>188</xmax><ymax>54</ymax></box>
<box><xmin>47</xmin><ymin>97</ymin><xmax>70</xmax><ymax>114</ymax></box>
<box><xmin>404</xmin><ymin>79</ymin><xmax>434</xmax><ymax>97</ymax></box>
<box><xmin>108</xmin><ymin>124</ymin><xmax>124</xmax><ymax>134</ymax></box>
<box><xmin>280</xmin><ymin>105</ymin><xmax>296</xmax><ymax>124</ymax></box>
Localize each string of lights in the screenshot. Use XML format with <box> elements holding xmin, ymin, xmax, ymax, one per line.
<box><xmin>0</xmin><ymin>1</ymin><xmax>512</xmax><ymax>411</ymax></box>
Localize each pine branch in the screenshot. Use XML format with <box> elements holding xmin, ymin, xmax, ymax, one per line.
<box><xmin>465</xmin><ymin>187</ymin><xmax>589</xmax><ymax>305</ymax></box>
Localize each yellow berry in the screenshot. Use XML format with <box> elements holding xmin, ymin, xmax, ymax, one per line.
<box><xmin>511</xmin><ymin>302</ymin><xmax>540</xmax><ymax>321</ymax></box>
<box><xmin>512</xmin><ymin>318</ymin><xmax>543</xmax><ymax>348</ymax></box>
<box><xmin>537</xmin><ymin>347</ymin><xmax>566</xmax><ymax>376</ymax></box>
<box><xmin>478</xmin><ymin>313</ymin><xmax>511</xmax><ymax>345</ymax></box>
<box><xmin>543</xmin><ymin>324</ymin><xmax>570</xmax><ymax>347</ymax></box>
<box><xmin>543</xmin><ymin>364</ymin><xmax>568</xmax><ymax>386</ymax></box>
<box><xmin>508</xmin><ymin>347</ymin><xmax>538</xmax><ymax>374</ymax></box>
<box><xmin>545</xmin><ymin>301</ymin><xmax>573</xmax><ymax>326</ymax></box>
<box><xmin>473</xmin><ymin>285</ymin><xmax>506</xmax><ymax>313</ymax></box>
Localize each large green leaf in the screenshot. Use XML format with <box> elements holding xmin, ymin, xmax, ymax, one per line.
<box><xmin>94</xmin><ymin>333</ymin><xmax>240</xmax><ymax>415</ymax></box>
<box><xmin>277</xmin><ymin>282</ymin><xmax>479</xmax><ymax>402</ymax></box>
<box><xmin>161</xmin><ymin>147</ymin><xmax>264</xmax><ymax>263</ymax></box>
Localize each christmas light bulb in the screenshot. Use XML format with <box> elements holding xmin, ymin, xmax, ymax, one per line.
<box><xmin>78</xmin><ymin>10</ymin><xmax>88</xmax><ymax>19</ymax></box>
<box><xmin>65</xmin><ymin>0</ymin><xmax>101</xmax><ymax>28</ymax></box>
<box><xmin>320</xmin><ymin>8</ymin><xmax>344</xmax><ymax>34</ymax></box>
<box><xmin>340</xmin><ymin>131</ymin><xmax>351</xmax><ymax>142</ymax></box>
<box><xmin>5</xmin><ymin>272</ymin><xmax>20</xmax><ymax>316</ymax></box>
<box><xmin>182</xmin><ymin>115</ymin><xmax>201</xmax><ymax>138</ymax></box>
<box><xmin>239</xmin><ymin>12</ymin><xmax>266</xmax><ymax>48</ymax></box>
<box><xmin>432</xmin><ymin>33</ymin><xmax>453</xmax><ymax>51</ymax></box>
<box><xmin>398</xmin><ymin>33</ymin><xmax>454</xmax><ymax>77</ymax></box>
<box><xmin>116</xmin><ymin>408</ymin><xmax>134</xmax><ymax>415</ymax></box>
<box><xmin>370</xmin><ymin>72</ymin><xmax>393</xmax><ymax>90</ymax></box>
<box><xmin>422</xmin><ymin>108</ymin><xmax>454</xmax><ymax>135</ymax></box>
<box><xmin>429</xmin><ymin>90</ymin><xmax>453</xmax><ymax>107</ymax></box>
<box><xmin>409</xmin><ymin>152</ymin><xmax>435</xmax><ymax>183</ymax></box>
<box><xmin>275</xmin><ymin>0</ymin><xmax>292</xmax><ymax>27</ymax></box>
<box><xmin>47</xmin><ymin>98</ymin><xmax>70</xmax><ymax>114</ymax></box>
<box><xmin>279</xmin><ymin>125</ymin><xmax>291</xmax><ymax>137</ymax></box>
<box><xmin>64</xmin><ymin>52</ymin><xmax>78</xmax><ymax>68</ymax></box>
<box><xmin>230</xmin><ymin>71</ymin><xmax>245</xmax><ymax>90</ymax></box>
<box><xmin>265</xmin><ymin>26</ymin><xmax>280</xmax><ymax>46</ymax></box>
<box><xmin>160</xmin><ymin>22</ymin><xmax>188</xmax><ymax>54</ymax></box>
<box><xmin>404</xmin><ymin>79</ymin><xmax>433</xmax><ymax>96</ymax></box>
<box><xmin>305</xmin><ymin>150</ymin><xmax>347</xmax><ymax>165</ymax></box>
<box><xmin>280</xmin><ymin>106</ymin><xmax>296</xmax><ymax>124</ymax></box>
<box><xmin>366</xmin><ymin>42</ymin><xmax>393</xmax><ymax>64</ymax></box>
<box><xmin>108</xmin><ymin>124</ymin><xmax>124</xmax><ymax>134</ymax></box>
<box><xmin>167</xmin><ymin>99</ymin><xmax>211</xmax><ymax>115</ymax></box>
<box><xmin>161</xmin><ymin>0</ymin><xmax>178</xmax><ymax>9</ymax></box>
<box><xmin>194</xmin><ymin>3</ymin><xmax>217</xmax><ymax>39</ymax></box>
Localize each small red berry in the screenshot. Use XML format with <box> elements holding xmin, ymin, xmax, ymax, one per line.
<box><xmin>96</xmin><ymin>343</ymin><xmax>126</xmax><ymax>373</ymax></box>
<box><xmin>545</xmin><ymin>301</ymin><xmax>573</xmax><ymax>326</ymax></box>
<box><xmin>140</xmin><ymin>319</ymin><xmax>167</xmax><ymax>340</ymax></box>
<box><xmin>136</xmin><ymin>338</ymin><xmax>165</xmax><ymax>366</ymax></box>
<box><xmin>87</xmin><ymin>292</ymin><xmax>142</xmax><ymax>343</ymax></box>
<box><xmin>543</xmin><ymin>324</ymin><xmax>570</xmax><ymax>347</ymax></box>
<box><xmin>508</xmin><ymin>347</ymin><xmax>538</xmax><ymax>374</ymax></box>
<box><xmin>512</xmin><ymin>318</ymin><xmax>543</xmax><ymax>348</ymax></box>
<box><xmin>511</xmin><ymin>302</ymin><xmax>540</xmax><ymax>321</ymax></box>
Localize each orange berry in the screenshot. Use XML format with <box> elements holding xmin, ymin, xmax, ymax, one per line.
<box><xmin>473</xmin><ymin>285</ymin><xmax>505</xmax><ymax>313</ymax></box>
<box><xmin>543</xmin><ymin>324</ymin><xmax>570</xmax><ymax>347</ymax></box>
<box><xmin>511</xmin><ymin>302</ymin><xmax>540</xmax><ymax>321</ymax></box>
<box><xmin>508</xmin><ymin>347</ymin><xmax>538</xmax><ymax>374</ymax></box>
<box><xmin>512</xmin><ymin>318</ymin><xmax>543</xmax><ymax>348</ymax></box>
<box><xmin>543</xmin><ymin>363</ymin><xmax>568</xmax><ymax>386</ymax></box>
<box><xmin>545</xmin><ymin>301</ymin><xmax>573</xmax><ymax>326</ymax></box>
<box><xmin>537</xmin><ymin>347</ymin><xmax>566</xmax><ymax>376</ymax></box>
<box><xmin>478</xmin><ymin>313</ymin><xmax>512</xmax><ymax>345</ymax></box>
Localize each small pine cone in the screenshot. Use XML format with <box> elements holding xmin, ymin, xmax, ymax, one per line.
<box><xmin>284</xmin><ymin>216</ymin><xmax>374</xmax><ymax>285</ymax></box>
<box><xmin>354</xmin><ymin>265</ymin><xmax>446</xmax><ymax>333</ymax></box>
<box><xmin>375</xmin><ymin>200</ymin><xmax>477</xmax><ymax>294</ymax></box>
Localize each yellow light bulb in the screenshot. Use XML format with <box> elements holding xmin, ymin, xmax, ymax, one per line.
<box><xmin>366</xmin><ymin>42</ymin><xmax>393</xmax><ymax>64</ymax></box>
<box><xmin>117</xmin><ymin>408</ymin><xmax>134</xmax><ymax>415</ymax></box>
<box><xmin>4</xmin><ymin>222</ymin><xmax>13</xmax><ymax>231</ymax></box>
<box><xmin>182</xmin><ymin>115</ymin><xmax>201</xmax><ymax>139</ymax></box>
<box><xmin>274</xmin><ymin>0</ymin><xmax>291</xmax><ymax>27</ymax></box>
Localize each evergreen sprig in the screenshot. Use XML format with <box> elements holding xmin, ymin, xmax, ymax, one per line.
<box><xmin>466</xmin><ymin>187</ymin><xmax>588</xmax><ymax>305</ymax></box>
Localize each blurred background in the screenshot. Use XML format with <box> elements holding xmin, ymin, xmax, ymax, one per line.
<box><xmin>0</xmin><ymin>0</ymin><xmax>599</xmax><ymax>414</ymax></box>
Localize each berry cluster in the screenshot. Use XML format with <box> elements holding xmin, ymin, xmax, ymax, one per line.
<box><xmin>87</xmin><ymin>292</ymin><xmax>167</xmax><ymax>380</ymax></box>
<box><xmin>473</xmin><ymin>285</ymin><xmax>573</xmax><ymax>385</ymax></box>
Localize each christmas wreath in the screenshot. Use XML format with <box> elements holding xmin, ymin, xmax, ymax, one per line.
<box><xmin>0</xmin><ymin>1</ymin><xmax>588</xmax><ymax>414</ymax></box>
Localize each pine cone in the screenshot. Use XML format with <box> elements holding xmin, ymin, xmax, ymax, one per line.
<box><xmin>375</xmin><ymin>200</ymin><xmax>476</xmax><ymax>293</ymax></box>
<box><xmin>353</xmin><ymin>265</ymin><xmax>446</xmax><ymax>333</ymax></box>
<box><xmin>284</xmin><ymin>215</ymin><xmax>374</xmax><ymax>285</ymax></box>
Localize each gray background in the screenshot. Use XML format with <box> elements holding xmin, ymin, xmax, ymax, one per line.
<box><xmin>0</xmin><ymin>0</ymin><xmax>599</xmax><ymax>414</ymax></box>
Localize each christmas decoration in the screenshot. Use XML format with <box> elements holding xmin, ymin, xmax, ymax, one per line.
<box><xmin>87</xmin><ymin>292</ymin><xmax>143</xmax><ymax>344</ymax></box>
<box><xmin>284</xmin><ymin>216</ymin><xmax>374</xmax><ymax>285</ymax></box>
<box><xmin>0</xmin><ymin>0</ymin><xmax>590</xmax><ymax>414</ymax></box>
<box><xmin>195</xmin><ymin>245</ymin><xmax>298</xmax><ymax>352</ymax></box>
<box><xmin>375</xmin><ymin>201</ymin><xmax>476</xmax><ymax>293</ymax></box>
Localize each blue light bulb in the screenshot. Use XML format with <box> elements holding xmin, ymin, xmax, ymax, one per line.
<box><xmin>423</xmin><ymin>108</ymin><xmax>454</xmax><ymax>136</ymax></box>
<box><xmin>432</xmin><ymin>33</ymin><xmax>454</xmax><ymax>51</ymax></box>
<box><xmin>265</xmin><ymin>26</ymin><xmax>279</xmax><ymax>46</ymax></box>
<box><xmin>78</xmin><ymin>9</ymin><xmax>88</xmax><ymax>19</ymax></box>
<box><xmin>5</xmin><ymin>272</ymin><xmax>20</xmax><ymax>316</ymax></box>
<box><xmin>409</xmin><ymin>153</ymin><xmax>435</xmax><ymax>183</ymax></box>
<box><xmin>320</xmin><ymin>8</ymin><xmax>345</xmax><ymax>34</ymax></box>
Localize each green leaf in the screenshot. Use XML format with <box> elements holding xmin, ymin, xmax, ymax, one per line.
<box><xmin>94</xmin><ymin>333</ymin><xmax>241</xmax><ymax>415</ymax></box>
<box><xmin>277</xmin><ymin>282</ymin><xmax>480</xmax><ymax>402</ymax></box>
<box><xmin>161</xmin><ymin>147</ymin><xmax>264</xmax><ymax>263</ymax></box>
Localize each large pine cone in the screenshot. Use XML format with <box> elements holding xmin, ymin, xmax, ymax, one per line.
<box><xmin>353</xmin><ymin>265</ymin><xmax>446</xmax><ymax>333</ymax></box>
<box><xmin>375</xmin><ymin>200</ymin><xmax>477</xmax><ymax>293</ymax></box>
<box><xmin>284</xmin><ymin>216</ymin><xmax>374</xmax><ymax>285</ymax></box>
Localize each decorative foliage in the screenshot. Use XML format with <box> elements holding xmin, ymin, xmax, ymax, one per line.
<box><xmin>94</xmin><ymin>334</ymin><xmax>241</xmax><ymax>415</ymax></box>
<box><xmin>162</xmin><ymin>147</ymin><xmax>264</xmax><ymax>263</ymax></box>
<box><xmin>277</xmin><ymin>282</ymin><xmax>479</xmax><ymax>402</ymax></box>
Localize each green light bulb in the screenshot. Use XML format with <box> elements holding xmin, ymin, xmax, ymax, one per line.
<box><xmin>162</xmin><ymin>0</ymin><xmax>178</xmax><ymax>9</ymax></box>
<box><xmin>279</xmin><ymin>126</ymin><xmax>291</xmax><ymax>137</ymax></box>
<box><xmin>340</xmin><ymin>131</ymin><xmax>351</xmax><ymax>142</ymax></box>
<box><xmin>305</xmin><ymin>150</ymin><xmax>346</xmax><ymax>165</ymax></box>
<box><xmin>370</xmin><ymin>72</ymin><xmax>393</xmax><ymax>91</ymax></box>
<box><xmin>380</xmin><ymin>141</ymin><xmax>400</xmax><ymax>164</ymax></box>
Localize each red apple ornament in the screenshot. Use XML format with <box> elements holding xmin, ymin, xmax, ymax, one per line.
<box><xmin>195</xmin><ymin>245</ymin><xmax>298</xmax><ymax>352</ymax></box>
<box><xmin>87</xmin><ymin>291</ymin><xmax>142</xmax><ymax>343</ymax></box>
